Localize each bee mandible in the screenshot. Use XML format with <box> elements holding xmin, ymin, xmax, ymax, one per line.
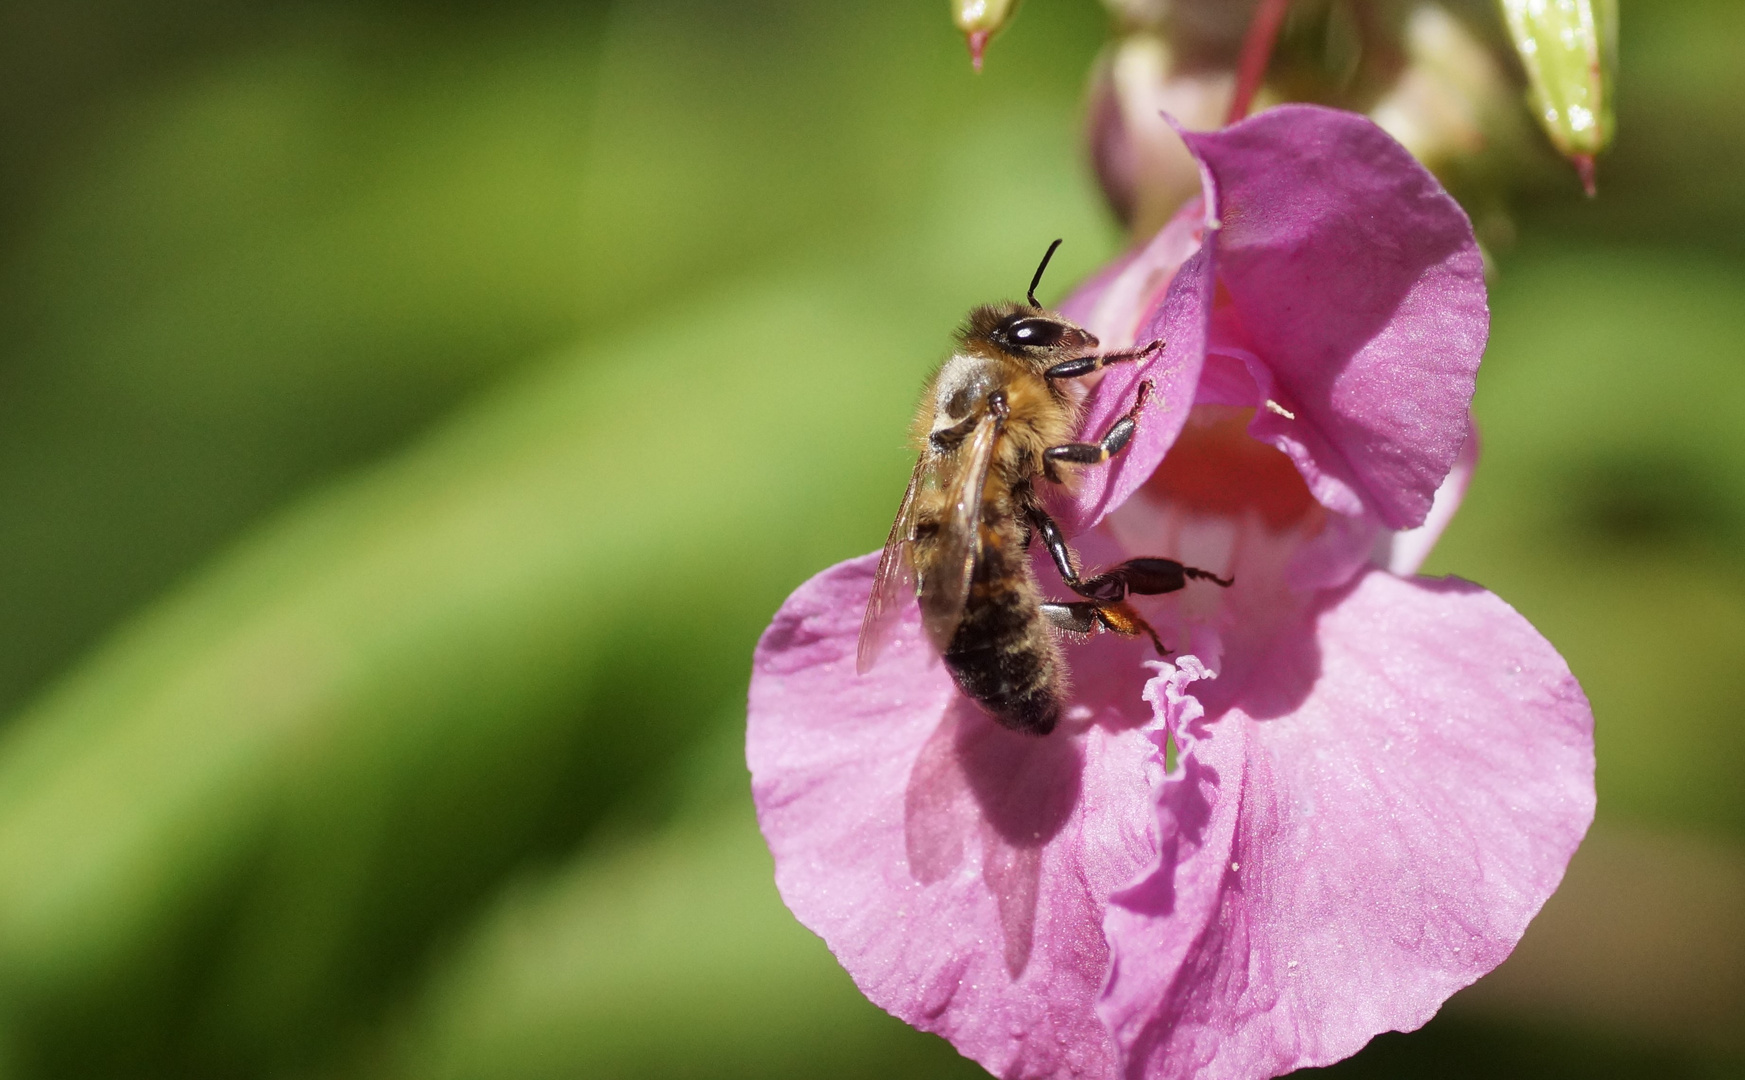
<box><xmin>857</xmin><ymin>240</ymin><xmax>1232</xmax><ymax>737</ymax></box>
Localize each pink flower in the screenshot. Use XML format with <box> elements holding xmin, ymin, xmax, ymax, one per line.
<box><xmin>747</xmin><ymin>105</ymin><xmax>1594</xmax><ymax>1080</ymax></box>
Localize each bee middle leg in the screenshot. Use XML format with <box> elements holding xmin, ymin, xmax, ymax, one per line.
<box><xmin>1042</xmin><ymin>380</ymin><xmax>1154</xmax><ymax>470</ymax></box>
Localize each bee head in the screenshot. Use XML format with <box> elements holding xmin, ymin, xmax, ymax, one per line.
<box><xmin>988</xmin><ymin>310</ymin><xmax>1097</xmax><ymax>356</ymax></box>
<box><xmin>982</xmin><ymin>237</ymin><xmax>1100</xmax><ymax>360</ymax></box>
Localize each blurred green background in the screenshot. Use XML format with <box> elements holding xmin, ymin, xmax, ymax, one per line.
<box><xmin>0</xmin><ymin>1</ymin><xmax>1739</xmax><ymax>1078</ymax></box>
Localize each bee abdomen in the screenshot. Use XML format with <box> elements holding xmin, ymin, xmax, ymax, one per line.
<box><xmin>943</xmin><ymin>641</ymin><xmax>1062</xmax><ymax>736</ymax></box>
<box><xmin>943</xmin><ymin>551</ymin><xmax>1064</xmax><ymax>736</ymax></box>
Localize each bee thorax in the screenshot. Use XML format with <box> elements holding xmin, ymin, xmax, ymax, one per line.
<box><xmin>930</xmin><ymin>354</ymin><xmax>999</xmax><ymax>428</ymax></box>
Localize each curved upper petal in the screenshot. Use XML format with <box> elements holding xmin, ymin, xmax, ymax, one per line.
<box><xmin>749</xmin><ymin>555</ymin><xmax>1167</xmax><ymax>1080</ymax></box>
<box><xmin>1099</xmin><ymin>570</ymin><xmax>1596</xmax><ymax>1079</ymax></box>
<box><xmin>1055</xmin><ymin>246</ymin><xmax>1214</xmax><ymax>536</ymax></box>
<box><xmin>1054</xmin><ymin>106</ymin><xmax>1484</xmax><ymax>536</ymax></box>
<box><xmin>1375</xmin><ymin>415</ymin><xmax>1479</xmax><ymax>576</ymax></box>
<box><xmin>1052</xmin><ymin>202</ymin><xmax>1214</xmax><ymax>536</ymax></box>
<box><xmin>1183</xmin><ymin>106</ymin><xmax>1488</xmax><ymax>530</ymax></box>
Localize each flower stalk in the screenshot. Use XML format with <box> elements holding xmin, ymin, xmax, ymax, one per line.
<box><xmin>1226</xmin><ymin>0</ymin><xmax>1291</xmax><ymax>123</ymax></box>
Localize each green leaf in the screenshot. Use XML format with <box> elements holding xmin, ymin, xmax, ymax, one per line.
<box><xmin>1426</xmin><ymin>240</ymin><xmax>1745</xmax><ymax>840</ymax></box>
<box><xmin>0</xmin><ymin>70</ymin><xmax>1115</xmax><ymax>1071</ymax></box>
<box><xmin>368</xmin><ymin>721</ymin><xmax>990</xmax><ymax>1080</ymax></box>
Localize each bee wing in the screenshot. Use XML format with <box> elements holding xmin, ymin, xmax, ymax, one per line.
<box><xmin>918</xmin><ymin>411</ymin><xmax>999</xmax><ymax>653</ymax></box>
<box><xmin>856</xmin><ymin>460</ymin><xmax>926</xmax><ymax>675</ymax></box>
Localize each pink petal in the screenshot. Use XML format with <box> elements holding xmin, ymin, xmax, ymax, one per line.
<box><xmin>1182</xmin><ymin>106</ymin><xmax>1488</xmax><ymax>530</ymax></box>
<box><xmin>1375</xmin><ymin>416</ymin><xmax>1479</xmax><ymax>576</ymax></box>
<box><xmin>1060</xmin><ymin>198</ymin><xmax>1206</xmax><ymax>350</ymax></box>
<box><xmin>1056</xmin><ymin>106</ymin><xmax>1483</xmax><ymax>536</ymax></box>
<box><xmin>749</xmin><ymin>556</ymin><xmax>1166</xmax><ymax>1079</ymax></box>
<box><xmin>1055</xmin><ymin>247</ymin><xmax>1214</xmax><ymax>536</ymax></box>
<box><xmin>1053</xmin><ymin>201</ymin><xmax>1215</xmax><ymax>536</ymax></box>
<box><xmin>1100</xmin><ymin>571</ymin><xmax>1596</xmax><ymax>1079</ymax></box>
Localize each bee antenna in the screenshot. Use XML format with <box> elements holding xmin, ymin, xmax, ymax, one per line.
<box><xmin>1027</xmin><ymin>238</ymin><xmax>1063</xmax><ymax>309</ymax></box>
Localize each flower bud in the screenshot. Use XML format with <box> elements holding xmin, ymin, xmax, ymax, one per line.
<box><xmin>953</xmin><ymin>0</ymin><xmax>1020</xmax><ymax>71</ymax></box>
<box><xmin>1100</xmin><ymin>0</ymin><xmax>1253</xmax><ymax>61</ymax></box>
<box><xmin>1371</xmin><ymin>6</ymin><xmax>1538</xmax><ymax>186</ymax></box>
<box><xmin>1087</xmin><ymin>33</ymin><xmax>1235</xmax><ymax>235</ymax></box>
<box><xmin>1497</xmin><ymin>0</ymin><xmax>1617</xmax><ymax>193</ymax></box>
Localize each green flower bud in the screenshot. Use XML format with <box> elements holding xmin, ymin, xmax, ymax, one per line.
<box><xmin>953</xmin><ymin>0</ymin><xmax>1019</xmax><ymax>70</ymax></box>
<box><xmin>1497</xmin><ymin>0</ymin><xmax>1617</xmax><ymax>193</ymax></box>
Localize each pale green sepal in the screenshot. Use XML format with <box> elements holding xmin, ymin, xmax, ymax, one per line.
<box><xmin>1498</xmin><ymin>0</ymin><xmax>1617</xmax><ymax>174</ymax></box>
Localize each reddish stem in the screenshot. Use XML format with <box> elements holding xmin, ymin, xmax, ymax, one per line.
<box><xmin>1571</xmin><ymin>153</ymin><xmax>1598</xmax><ymax>198</ymax></box>
<box><xmin>967</xmin><ymin>30</ymin><xmax>989</xmax><ymax>72</ymax></box>
<box><xmin>1226</xmin><ymin>0</ymin><xmax>1291</xmax><ymax>125</ymax></box>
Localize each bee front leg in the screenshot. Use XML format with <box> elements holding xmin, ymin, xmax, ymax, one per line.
<box><xmin>1043</xmin><ymin>339</ymin><xmax>1165</xmax><ymax>381</ymax></box>
<box><xmin>1041</xmin><ymin>381</ymin><xmax>1153</xmax><ymax>467</ymax></box>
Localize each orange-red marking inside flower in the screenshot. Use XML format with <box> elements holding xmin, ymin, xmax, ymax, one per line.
<box><xmin>1144</xmin><ymin>406</ymin><xmax>1320</xmax><ymax>531</ymax></box>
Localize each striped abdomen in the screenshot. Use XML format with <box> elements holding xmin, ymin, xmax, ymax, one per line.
<box><xmin>941</xmin><ymin>514</ymin><xmax>1064</xmax><ymax>736</ymax></box>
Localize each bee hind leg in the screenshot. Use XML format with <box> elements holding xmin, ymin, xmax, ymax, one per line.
<box><xmin>1078</xmin><ymin>557</ymin><xmax>1234</xmax><ymax>601</ymax></box>
<box><xmin>1042</xmin><ymin>600</ymin><xmax>1170</xmax><ymax>655</ymax></box>
<box><xmin>1094</xmin><ymin>601</ymin><xmax>1170</xmax><ymax>655</ymax></box>
<box><xmin>1027</xmin><ymin>506</ymin><xmax>1234</xmax><ymax>602</ymax></box>
<box><xmin>1039</xmin><ymin>601</ymin><xmax>1099</xmax><ymax>636</ymax></box>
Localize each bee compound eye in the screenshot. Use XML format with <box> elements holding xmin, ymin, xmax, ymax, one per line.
<box><xmin>1006</xmin><ymin>318</ymin><xmax>1066</xmax><ymax>349</ymax></box>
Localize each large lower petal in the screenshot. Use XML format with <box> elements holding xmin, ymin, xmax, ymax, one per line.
<box><xmin>749</xmin><ymin>555</ymin><xmax>1164</xmax><ymax>1079</ymax></box>
<box><xmin>1101</xmin><ymin>570</ymin><xmax>1595</xmax><ymax>1079</ymax></box>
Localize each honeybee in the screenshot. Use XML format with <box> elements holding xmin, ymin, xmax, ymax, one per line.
<box><xmin>858</xmin><ymin>240</ymin><xmax>1231</xmax><ymax>736</ymax></box>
